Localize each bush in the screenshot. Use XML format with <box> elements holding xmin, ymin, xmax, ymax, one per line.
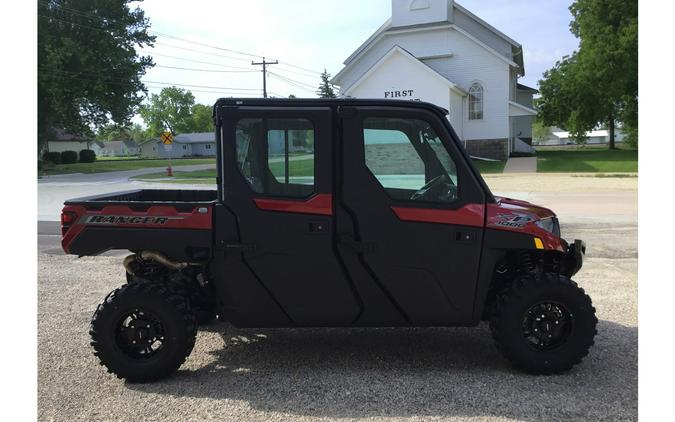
<box><xmin>61</xmin><ymin>150</ymin><xmax>78</xmax><ymax>164</ymax></box>
<box><xmin>43</xmin><ymin>151</ymin><xmax>62</xmax><ymax>164</ymax></box>
<box><xmin>79</xmin><ymin>149</ymin><xmax>96</xmax><ymax>163</ymax></box>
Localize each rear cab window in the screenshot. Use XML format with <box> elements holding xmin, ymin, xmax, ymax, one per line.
<box><xmin>235</xmin><ymin>118</ymin><xmax>316</xmax><ymax>198</ymax></box>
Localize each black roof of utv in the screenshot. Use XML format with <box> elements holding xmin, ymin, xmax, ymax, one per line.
<box><xmin>213</xmin><ymin>97</ymin><xmax>449</xmax><ymax>117</ymax></box>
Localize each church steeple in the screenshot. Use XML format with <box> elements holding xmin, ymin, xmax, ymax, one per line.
<box><xmin>391</xmin><ymin>0</ymin><xmax>454</xmax><ymax>28</ymax></box>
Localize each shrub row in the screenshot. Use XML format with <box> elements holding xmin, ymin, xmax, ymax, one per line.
<box><xmin>42</xmin><ymin>149</ymin><xmax>96</xmax><ymax>164</ymax></box>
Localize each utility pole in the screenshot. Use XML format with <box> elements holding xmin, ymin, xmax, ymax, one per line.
<box><xmin>251</xmin><ymin>57</ymin><xmax>278</xmax><ymax>98</ymax></box>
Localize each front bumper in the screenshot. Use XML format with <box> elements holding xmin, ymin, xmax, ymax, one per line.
<box><xmin>561</xmin><ymin>239</ymin><xmax>586</xmax><ymax>277</ymax></box>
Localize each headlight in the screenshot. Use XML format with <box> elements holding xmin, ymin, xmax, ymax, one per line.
<box><xmin>535</xmin><ymin>217</ymin><xmax>561</xmax><ymax>237</ymax></box>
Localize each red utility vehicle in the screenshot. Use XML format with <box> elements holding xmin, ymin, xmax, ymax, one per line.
<box><xmin>62</xmin><ymin>99</ymin><xmax>595</xmax><ymax>382</ymax></box>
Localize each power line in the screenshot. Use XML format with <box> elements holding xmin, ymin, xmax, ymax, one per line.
<box><xmin>152</xmin><ymin>40</ymin><xmax>253</xmax><ymax>63</ymax></box>
<box><xmin>39</xmin><ymin>2</ymin><xmax>326</xmax><ymax>76</ymax></box>
<box><xmin>39</xmin><ymin>2</ymin><xmax>264</xmax><ymax>59</ymax></box>
<box><xmin>154</xmin><ymin>64</ymin><xmax>257</xmax><ymax>73</ymax></box>
<box><xmin>145</xmin><ymin>85</ymin><xmax>260</xmax><ymax>96</ymax></box>
<box><xmin>149</xmin><ymin>30</ymin><xmax>264</xmax><ymax>60</ymax></box>
<box><xmin>268</xmin><ymin>72</ymin><xmax>317</xmax><ymax>89</ymax></box>
<box><xmin>145</xmin><ymin>52</ymin><xmax>253</xmax><ymax>70</ymax></box>
<box><xmin>40</xmin><ymin>70</ymin><xmax>262</xmax><ymax>92</ymax></box>
<box><xmin>144</xmin><ymin>80</ymin><xmax>260</xmax><ymax>91</ymax></box>
<box><xmin>268</xmin><ymin>73</ymin><xmax>316</xmax><ymax>94</ymax></box>
<box><xmin>272</xmin><ymin>65</ymin><xmax>323</xmax><ymax>80</ymax></box>
<box><xmin>277</xmin><ymin>61</ymin><xmax>323</xmax><ymax>76</ymax></box>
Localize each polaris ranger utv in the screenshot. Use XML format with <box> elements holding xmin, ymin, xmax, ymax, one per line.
<box><xmin>62</xmin><ymin>98</ymin><xmax>595</xmax><ymax>382</ymax></box>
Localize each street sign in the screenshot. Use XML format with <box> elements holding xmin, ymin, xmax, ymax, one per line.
<box><xmin>161</xmin><ymin>131</ymin><xmax>173</xmax><ymax>145</ymax></box>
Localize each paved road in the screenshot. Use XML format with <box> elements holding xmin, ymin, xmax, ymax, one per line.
<box><xmin>38</xmin><ymin>176</ymin><xmax>637</xmax><ymax>421</ymax></box>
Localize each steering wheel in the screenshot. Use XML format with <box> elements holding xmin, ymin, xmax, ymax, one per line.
<box><xmin>410</xmin><ymin>174</ymin><xmax>455</xmax><ymax>201</ymax></box>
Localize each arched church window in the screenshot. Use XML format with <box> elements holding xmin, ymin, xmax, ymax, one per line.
<box><xmin>468</xmin><ymin>83</ymin><xmax>483</xmax><ymax>120</ymax></box>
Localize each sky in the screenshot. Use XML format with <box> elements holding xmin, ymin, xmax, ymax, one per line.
<box><xmin>134</xmin><ymin>0</ymin><xmax>579</xmax><ymax>116</ymax></box>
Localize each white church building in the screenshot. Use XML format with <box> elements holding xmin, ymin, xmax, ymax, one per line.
<box><xmin>332</xmin><ymin>0</ymin><xmax>537</xmax><ymax>159</ymax></box>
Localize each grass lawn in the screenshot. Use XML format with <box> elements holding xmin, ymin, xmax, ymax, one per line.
<box><xmin>268</xmin><ymin>159</ymin><xmax>314</xmax><ymax>177</ymax></box>
<box><xmin>95</xmin><ymin>156</ymin><xmax>142</xmax><ymax>161</ymax></box>
<box><xmin>40</xmin><ymin>157</ymin><xmax>216</xmax><ymax>176</ymax></box>
<box><xmin>132</xmin><ymin>159</ymin><xmax>315</xmax><ymax>183</ymax></box>
<box><xmin>472</xmin><ymin>159</ymin><xmax>506</xmax><ymax>174</ymax></box>
<box><xmin>537</xmin><ymin>148</ymin><xmax>638</xmax><ymax>173</ymax></box>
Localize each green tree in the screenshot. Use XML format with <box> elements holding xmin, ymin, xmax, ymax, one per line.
<box><xmin>97</xmin><ymin>122</ymin><xmax>150</xmax><ymax>142</ymax></box>
<box><xmin>190</xmin><ymin>104</ymin><xmax>214</xmax><ymax>132</ymax></box>
<box><xmin>537</xmin><ymin>0</ymin><xmax>637</xmax><ymax>149</ymax></box>
<box><xmin>139</xmin><ymin>87</ymin><xmax>196</xmax><ymax>136</ymax></box>
<box><xmin>38</xmin><ymin>0</ymin><xmax>155</xmax><ymax>153</ymax></box>
<box><xmin>96</xmin><ymin>124</ymin><xmax>129</xmax><ymax>142</ymax></box>
<box><xmin>316</xmin><ymin>69</ymin><xmax>337</xmax><ymax>98</ymax></box>
<box><xmin>532</xmin><ymin>120</ymin><xmax>552</xmax><ymax>143</ymax></box>
<box><xmin>129</xmin><ymin>123</ymin><xmax>152</xmax><ymax>143</ymax></box>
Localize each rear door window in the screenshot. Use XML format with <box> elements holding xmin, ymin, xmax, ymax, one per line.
<box><xmin>236</xmin><ymin>118</ymin><xmax>315</xmax><ymax>197</ymax></box>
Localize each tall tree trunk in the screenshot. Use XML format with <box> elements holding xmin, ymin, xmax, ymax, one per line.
<box><xmin>608</xmin><ymin>116</ymin><xmax>616</xmax><ymax>149</ymax></box>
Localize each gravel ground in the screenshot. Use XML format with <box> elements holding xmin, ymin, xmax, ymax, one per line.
<box><xmin>37</xmin><ymin>176</ymin><xmax>637</xmax><ymax>422</ymax></box>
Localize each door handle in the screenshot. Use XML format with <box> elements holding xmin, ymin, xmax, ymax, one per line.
<box><xmin>308</xmin><ymin>221</ymin><xmax>329</xmax><ymax>233</ymax></box>
<box><xmin>455</xmin><ymin>230</ymin><xmax>476</xmax><ymax>243</ymax></box>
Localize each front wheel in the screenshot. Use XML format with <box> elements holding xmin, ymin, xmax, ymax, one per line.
<box><xmin>489</xmin><ymin>273</ymin><xmax>597</xmax><ymax>374</ymax></box>
<box><xmin>90</xmin><ymin>282</ymin><xmax>197</xmax><ymax>382</ymax></box>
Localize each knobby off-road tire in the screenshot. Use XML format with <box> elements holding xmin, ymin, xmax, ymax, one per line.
<box><xmin>90</xmin><ymin>282</ymin><xmax>197</xmax><ymax>382</ymax></box>
<box><xmin>489</xmin><ymin>273</ymin><xmax>597</xmax><ymax>374</ymax></box>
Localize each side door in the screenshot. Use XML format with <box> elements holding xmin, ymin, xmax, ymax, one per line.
<box><xmin>338</xmin><ymin>106</ymin><xmax>487</xmax><ymax>325</ymax></box>
<box><xmin>219</xmin><ymin>106</ymin><xmax>361</xmax><ymax>326</ymax></box>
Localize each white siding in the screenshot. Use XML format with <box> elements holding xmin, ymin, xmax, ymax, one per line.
<box><xmin>338</xmin><ymin>27</ymin><xmax>511</xmax><ymax>141</ymax></box>
<box><xmin>346</xmin><ymin>50</ymin><xmax>451</xmax><ymax>109</ymax></box>
<box><xmin>419</xmin><ymin>32</ymin><xmax>510</xmax><ymax>140</ymax></box>
<box><xmin>453</xmin><ymin>8</ymin><xmax>513</xmax><ymax>59</ymax></box>
<box><xmin>448</xmin><ymin>90</ymin><xmax>464</xmax><ymax>137</ymax></box>
<box><xmin>391</xmin><ymin>0</ymin><xmax>450</xmax><ymax>27</ymax></box>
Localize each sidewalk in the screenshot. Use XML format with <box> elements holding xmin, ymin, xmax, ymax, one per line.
<box><xmin>503</xmin><ymin>156</ymin><xmax>537</xmax><ymax>173</ymax></box>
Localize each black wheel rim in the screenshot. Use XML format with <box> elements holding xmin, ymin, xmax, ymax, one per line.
<box><xmin>115</xmin><ymin>308</ymin><xmax>166</xmax><ymax>359</ymax></box>
<box><xmin>522</xmin><ymin>301</ymin><xmax>573</xmax><ymax>351</ymax></box>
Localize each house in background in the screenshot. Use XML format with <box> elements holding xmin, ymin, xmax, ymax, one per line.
<box><xmin>331</xmin><ymin>0</ymin><xmax>537</xmax><ymax>160</ymax></box>
<box><xmin>99</xmin><ymin>140</ymin><xmax>140</xmax><ymax>157</ymax></box>
<box><xmin>536</xmin><ymin>129</ymin><xmax>626</xmax><ymax>146</ymax></box>
<box><xmin>46</xmin><ymin>129</ymin><xmax>103</xmax><ymax>154</ymax></box>
<box><xmin>174</xmin><ymin>132</ymin><xmax>216</xmax><ymax>156</ymax></box>
<box><xmin>139</xmin><ymin>132</ymin><xmax>216</xmax><ymax>158</ymax></box>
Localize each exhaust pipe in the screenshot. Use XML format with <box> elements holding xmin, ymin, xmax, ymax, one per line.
<box><xmin>123</xmin><ymin>250</ymin><xmax>192</xmax><ymax>275</ymax></box>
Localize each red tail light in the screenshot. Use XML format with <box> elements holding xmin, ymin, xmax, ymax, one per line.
<box><xmin>61</xmin><ymin>211</ymin><xmax>77</xmax><ymax>235</ymax></box>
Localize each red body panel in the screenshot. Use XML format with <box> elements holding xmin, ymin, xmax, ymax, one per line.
<box><xmin>61</xmin><ymin>204</ymin><xmax>212</xmax><ymax>254</ymax></box>
<box><xmin>390</xmin><ymin>197</ymin><xmax>564</xmax><ymax>251</ymax></box>
<box><xmin>253</xmin><ymin>193</ymin><xmax>333</xmax><ymax>216</ymax></box>
<box><xmin>391</xmin><ymin>203</ymin><xmax>484</xmax><ymax>228</ymax></box>
<box><xmin>487</xmin><ymin>197</ymin><xmax>564</xmax><ymax>252</ymax></box>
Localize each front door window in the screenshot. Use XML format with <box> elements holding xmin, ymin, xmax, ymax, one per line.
<box><xmin>363</xmin><ymin>117</ymin><xmax>459</xmax><ymax>203</ymax></box>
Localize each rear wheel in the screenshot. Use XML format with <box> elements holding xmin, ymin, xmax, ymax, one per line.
<box><xmin>90</xmin><ymin>282</ymin><xmax>197</xmax><ymax>382</ymax></box>
<box><xmin>489</xmin><ymin>273</ymin><xmax>597</xmax><ymax>374</ymax></box>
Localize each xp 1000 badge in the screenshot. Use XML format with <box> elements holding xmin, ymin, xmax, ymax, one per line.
<box><xmin>492</xmin><ymin>213</ymin><xmax>534</xmax><ymax>228</ymax></box>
